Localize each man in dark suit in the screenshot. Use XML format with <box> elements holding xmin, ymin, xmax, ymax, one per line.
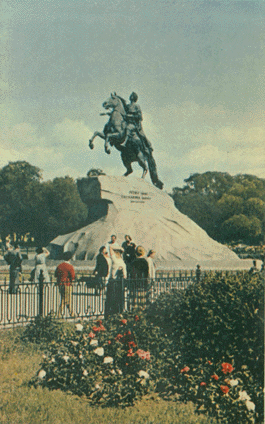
<box><xmin>4</xmin><ymin>243</ymin><xmax>22</xmax><ymax>294</ymax></box>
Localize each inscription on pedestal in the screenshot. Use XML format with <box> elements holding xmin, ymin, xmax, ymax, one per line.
<box><xmin>121</xmin><ymin>190</ymin><xmax>152</xmax><ymax>203</ymax></box>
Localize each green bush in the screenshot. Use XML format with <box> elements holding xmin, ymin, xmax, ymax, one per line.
<box><xmin>146</xmin><ymin>272</ymin><xmax>264</xmax><ymax>423</ymax></box>
<box><xmin>21</xmin><ymin>314</ymin><xmax>73</xmax><ymax>346</ymax></box>
<box><xmin>31</xmin><ymin>311</ymin><xmax>171</xmax><ymax>407</ymax></box>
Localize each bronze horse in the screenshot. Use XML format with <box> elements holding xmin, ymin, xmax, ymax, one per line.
<box><xmin>89</xmin><ymin>94</ymin><xmax>163</xmax><ymax>189</ymax></box>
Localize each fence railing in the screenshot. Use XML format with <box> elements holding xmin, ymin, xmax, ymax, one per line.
<box><xmin>0</xmin><ymin>269</ymin><xmax>248</xmax><ymax>328</ymax></box>
<box><xmin>0</xmin><ymin>273</ymin><xmax>196</xmax><ymax>327</ymax></box>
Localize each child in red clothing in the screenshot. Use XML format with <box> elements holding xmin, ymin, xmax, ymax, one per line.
<box><xmin>55</xmin><ymin>251</ymin><xmax>75</xmax><ymax>318</ymax></box>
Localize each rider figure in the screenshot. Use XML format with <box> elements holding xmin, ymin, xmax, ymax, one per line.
<box><xmin>118</xmin><ymin>92</ymin><xmax>153</xmax><ymax>155</ymax></box>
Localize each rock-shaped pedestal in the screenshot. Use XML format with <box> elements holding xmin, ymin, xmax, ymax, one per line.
<box><xmin>49</xmin><ymin>175</ymin><xmax>243</xmax><ymax>268</ymax></box>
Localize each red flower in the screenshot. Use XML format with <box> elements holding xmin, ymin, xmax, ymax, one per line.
<box><xmin>127</xmin><ymin>330</ymin><xmax>132</xmax><ymax>335</ymax></box>
<box><xmin>221</xmin><ymin>363</ymin><xmax>234</xmax><ymax>374</ymax></box>
<box><xmin>121</xmin><ymin>319</ymin><xmax>127</xmax><ymax>325</ymax></box>
<box><xmin>92</xmin><ymin>326</ymin><xmax>101</xmax><ymax>332</ymax></box>
<box><xmin>99</xmin><ymin>324</ymin><xmax>106</xmax><ymax>331</ymax></box>
<box><xmin>180</xmin><ymin>366</ymin><xmax>190</xmax><ymax>373</ymax></box>
<box><xmin>108</xmin><ymin>340</ymin><xmax>111</xmax><ymax>345</ymax></box>
<box><xmin>211</xmin><ymin>374</ymin><xmax>219</xmax><ymax>381</ymax></box>
<box><xmin>128</xmin><ymin>341</ymin><xmax>136</xmax><ymax>348</ymax></box>
<box><xmin>200</xmin><ymin>382</ymin><xmax>207</xmax><ymax>387</ymax></box>
<box><xmin>127</xmin><ymin>348</ymin><xmax>134</xmax><ymax>357</ymax></box>
<box><xmin>208</xmin><ymin>360</ymin><xmax>213</xmax><ymax>365</ymax></box>
<box><xmin>88</xmin><ymin>332</ymin><xmax>95</xmax><ymax>339</ymax></box>
<box><xmin>220</xmin><ymin>385</ymin><xmax>229</xmax><ymax>394</ymax></box>
<box><xmin>115</xmin><ymin>333</ymin><xmax>124</xmax><ymax>341</ymax></box>
<box><xmin>134</xmin><ymin>315</ymin><xmax>140</xmax><ymax>321</ymax></box>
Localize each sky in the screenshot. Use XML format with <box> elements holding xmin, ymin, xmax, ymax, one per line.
<box><xmin>1</xmin><ymin>0</ymin><xmax>264</xmax><ymax>191</ymax></box>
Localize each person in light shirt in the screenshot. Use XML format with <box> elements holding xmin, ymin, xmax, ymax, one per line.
<box><xmin>146</xmin><ymin>249</ymin><xmax>156</xmax><ymax>280</ymax></box>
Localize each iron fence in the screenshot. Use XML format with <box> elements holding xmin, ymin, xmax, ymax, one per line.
<box><xmin>0</xmin><ymin>269</ymin><xmax>247</xmax><ymax>328</ymax></box>
<box><xmin>0</xmin><ymin>273</ymin><xmax>196</xmax><ymax>327</ymax></box>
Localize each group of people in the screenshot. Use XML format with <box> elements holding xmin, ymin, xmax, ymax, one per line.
<box><xmin>93</xmin><ymin>234</ymin><xmax>156</xmax><ymax>285</ymax></box>
<box><xmin>4</xmin><ymin>243</ymin><xmax>51</xmax><ymax>294</ymax></box>
<box><xmin>3</xmin><ymin>235</ymin><xmax>156</xmax><ymax>318</ymax></box>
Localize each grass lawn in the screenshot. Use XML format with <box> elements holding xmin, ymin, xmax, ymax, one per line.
<box><xmin>0</xmin><ymin>328</ymin><xmax>217</xmax><ymax>424</ymax></box>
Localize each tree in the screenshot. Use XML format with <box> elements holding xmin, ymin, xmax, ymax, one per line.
<box><xmin>0</xmin><ymin>161</ymin><xmax>42</xmax><ymax>240</ymax></box>
<box><xmin>221</xmin><ymin>215</ymin><xmax>262</xmax><ymax>243</ymax></box>
<box><xmin>171</xmin><ymin>172</ymin><xmax>265</xmax><ymax>244</ymax></box>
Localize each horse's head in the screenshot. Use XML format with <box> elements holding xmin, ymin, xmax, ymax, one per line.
<box><xmin>102</xmin><ymin>93</ymin><xmax>119</xmax><ymax>110</ymax></box>
<box><xmin>102</xmin><ymin>93</ymin><xmax>126</xmax><ymax>116</ymax></box>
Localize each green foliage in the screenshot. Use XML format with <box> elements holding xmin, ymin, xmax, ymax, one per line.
<box><xmin>171</xmin><ymin>171</ymin><xmax>265</xmax><ymax>244</ymax></box>
<box><xmin>146</xmin><ymin>272</ymin><xmax>264</xmax><ymax>423</ymax></box>
<box><xmin>0</xmin><ymin>161</ymin><xmax>42</xmax><ymax>239</ymax></box>
<box><xmin>31</xmin><ymin>312</ymin><xmax>166</xmax><ymax>407</ymax></box>
<box><xmin>0</xmin><ymin>161</ymin><xmax>88</xmax><ymax>244</ymax></box>
<box><xmin>221</xmin><ymin>214</ymin><xmax>262</xmax><ymax>242</ymax></box>
<box><xmin>21</xmin><ymin>314</ymin><xmax>72</xmax><ymax>346</ymax></box>
<box><xmin>28</xmin><ymin>272</ymin><xmax>264</xmax><ymax>421</ymax></box>
<box><xmin>0</xmin><ymin>329</ymin><xmax>217</xmax><ymax>424</ymax></box>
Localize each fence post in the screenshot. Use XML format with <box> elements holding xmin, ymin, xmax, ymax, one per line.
<box><xmin>38</xmin><ymin>270</ymin><xmax>44</xmax><ymax>316</ymax></box>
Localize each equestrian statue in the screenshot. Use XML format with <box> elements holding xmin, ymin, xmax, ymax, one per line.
<box><xmin>89</xmin><ymin>92</ymin><xmax>164</xmax><ymax>190</ymax></box>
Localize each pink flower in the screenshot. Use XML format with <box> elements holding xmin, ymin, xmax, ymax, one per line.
<box><xmin>180</xmin><ymin>366</ymin><xmax>190</xmax><ymax>373</ymax></box>
<box><xmin>88</xmin><ymin>332</ymin><xmax>95</xmax><ymax>339</ymax></box>
<box><xmin>127</xmin><ymin>348</ymin><xmax>134</xmax><ymax>357</ymax></box>
<box><xmin>221</xmin><ymin>363</ymin><xmax>234</xmax><ymax>374</ymax></box>
<box><xmin>220</xmin><ymin>385</ymin><xmax>229</xmax><ymax>394</ymax></box>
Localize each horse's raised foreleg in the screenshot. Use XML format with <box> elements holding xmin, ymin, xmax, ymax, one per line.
<box><xmin>89</xmin><ymin>131</ymin><xmax>105</xmax><ymax>149</ymax></box>
<box><xmin>137</xmin><ymin>152</ymin><xmax>148</xmax><ymax>179</ymax></box>
<box><xmin>105</xmin><ymin>131</ymin><xmax>124</xmax><ymax>155</ymax></box>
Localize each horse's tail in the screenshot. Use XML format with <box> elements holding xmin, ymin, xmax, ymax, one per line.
<box><xmin>147</xmin><ymin>154</ymin><xmax>164</xmax><ymax>190</ymax></box>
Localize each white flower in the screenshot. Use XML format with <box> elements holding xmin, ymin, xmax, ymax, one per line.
<box><xmin>42</xmin><ymin>354</ymin><xmax>47</xmax><ymax>360</ymax></box>
<box><xmin>110</xmin><ymin>369</ymin><xmax>116</xmax><ymax>375</ymax></box>
<box><xmin>51</xmin><ymin>358</ymin><xmax>56</xmax><ymax>363</ymax></box>
<box><xmin>63</xmin><ymin>355</ymin><xmax>70</xmax><ymax>362</ymax></box>
<box><xmin>95</xmin><ymin>383</ymin><xmax>101</xmax><ymax>389</ymax></box>
<box><xmin>83</xmin><ymin>369</ymin><xmax>88</xmax><ymax>376</ymax></box>
<box><xmin>229</xmin><ymin>379</ymin><xmax>239</xmax><ymax>387</ymax></box>
<box><xmin>117</xmin><ymin>369</ymin><xmax>123</xmax><ymax>375</ymax></box>
<box><xmin>138</xmin><ymin>370</ymin><xmax>150</xmax><ymax>379</ymax></box>
<box><xmin>90</xmin><ymin>339</ymin><xmax>98</xmax><ymax>347</ymax></box>
<box><xmin>38</xmin><ymin>370</ymin><xmax>46</xmax><ymax>379</ymax></box>
<box><xmin>71</xmin><ymin>341</ymin><xmax>78</xmax><ymax>347</ymax></box>
<box><xmin>94</xmin><ymin>347</ymin><xmax>104</xmax><ymax>356</ymax></box>
<box><xmin>239</xmin><ymin>391</ymin><xmax>251</xmax><ymax>401</ymax></box>
<box><xmin>246</xmin><ymin>400</ymin><xmax>255</xmax><ymax>411</ymax></box>
<box><xmin>75</xmin><ymin>323</ymin><xmax>83</xmax><ymax>332</ymax></box>
<box><xmin>79</xmin><ymin>354</ymin><xmax>83</xmax><ymax>359</ymax></box>
<box><xmin>103</xmin><ymin>356</ymin><xmax>114</xmax><ymax>364</ymax></box>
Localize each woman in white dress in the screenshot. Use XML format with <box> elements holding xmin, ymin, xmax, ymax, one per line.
<box><xmin>34</xmin><ymin>247</ymin><xmax>50</xmax><ymax>282</ymax></box>
<box><xmin>146</xmin><ymin>250</ymin><xmax>156</xmax><ymax>280</ymax></box>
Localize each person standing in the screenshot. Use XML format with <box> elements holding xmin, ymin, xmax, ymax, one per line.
<box><xmin>104</xmin><ymin>247</ymin><xmax>127</xmax><ymax>319</ymax></box>
<box><xmin>34</xmin><ymin>247</ymin><xmax>50</xmax><ymax>283</ymax></box>
<box><xmin>105</xmin><ymin>234</ymin><xmax>122</xmax><ymax>254</ymax></box>
<box><xmin>122</xmin><ymin>235</ymin><xmax>136</xmax><ymax>276</ymax></box>
<box><xmin>93</xmin><ymin>246</ymin><xmax>112</xmax><ymax>286</ymax></box>
<box><xmin>55</xmin><ymin>251</ymin><xmax>75</xmax><ymax>318</ymax></box>
<box><xmin>131</xmin><ymin>246</ymin><xmax>149</xmax><ymax>307</ymax></box>
<box><xmin>146</xmin><ymin>249</ymin><xmax>156</xmax><ymax>280</ymax></box>
<box><xmin>4</xmin><ymin>243</ymin><xmax>23</xmax><ymax>294</ymax></box>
